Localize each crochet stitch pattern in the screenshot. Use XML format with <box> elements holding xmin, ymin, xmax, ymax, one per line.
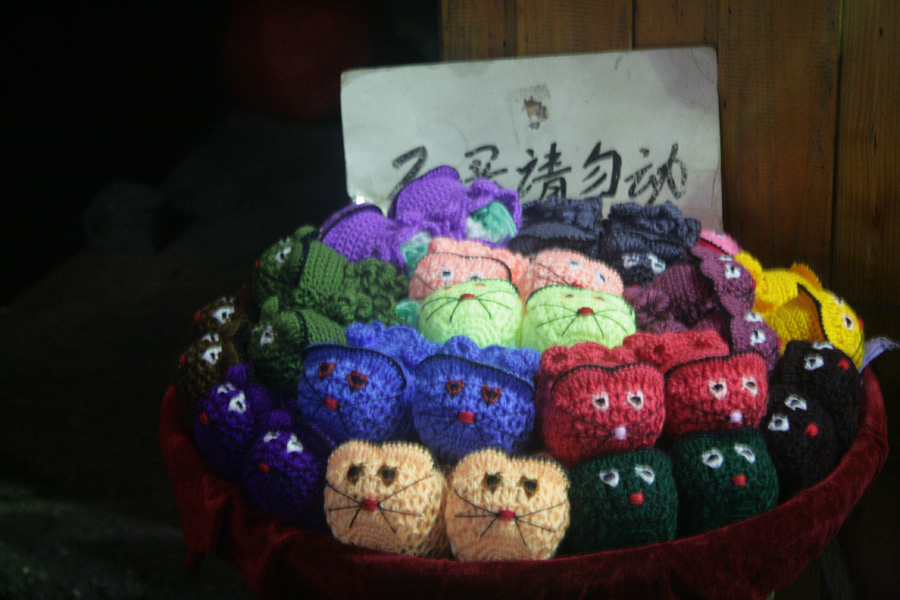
<box><xmin>445</xmin><ymin>448</ymin><xmax>570</xmax><ymax>561</ymax></box>
<box><xmin>517</xmin><ymin>248</ymin><xmax>624</xmax><ymax>302</ymax></box>
<box><xmin>252</xmin><ymin>225</ymin><xmax>318</xmax><ymax>303</ymax></box>
<box><xmin>671</xmin><ymin>428</ymin><xmax>778</xmax><ymax>535</ymax></box>
<box><xmin>190</xmin><ymin>289</ymin><xmax>254</xmax><ymax>344</ymax></box>
<box><xmin>566</xmin><ymin>449</ymin><xmax>677</xmax><ymax>552</ymax></box>
<box><xmin>324</xmin><ymin>440</ymin><xmax>450</xmax><ymax>557</ymax></box>
<box><xmin>623</xmin><ymin>330</ymin><xmax>731</xmax><ymax>374</ymax></box>
<box><xmin>507</xmin><ymin>195</ymin><xmax>604</xmax><ymax>257</ymax></box>
<box><xmin>173</xmin><ymin>331</ymin><xmax>243</xmax><ymax>428</ymax></box>
<box><xmin>412</xmin><ymin>336</ymin><xmax>540</xmax><ymax>463</ymax></box>
<box><xmin>409</xmin><ymin>252</ymin><xmax>514</xmax><ymax>302</ymax></box>
<box><xmin>416</xmin><ymin>279</ymin><xmax>523</xmax><ymax>348</ymax></box>
<box><xmin>521</xmin><ymin>285</ymin><xmax>636</xmax><ymax>353</ymax></box>
<box><xmin>428</xmin><ymin>237</ymin><xmax>530</xmax><ymax>285</ymax></box>
<box><xmin>241</xmin><ymin>409</ymin><xmax>335</xmax><ymax>531</ymax></box>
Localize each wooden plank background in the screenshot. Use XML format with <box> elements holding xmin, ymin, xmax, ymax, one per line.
<box><xmin>442</xmin><ymin>1</ymin><xmax>899</xmax><ymax>597</ymax></box>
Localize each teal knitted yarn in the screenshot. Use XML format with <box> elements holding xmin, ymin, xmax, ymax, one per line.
<box><xmin>247</xmin><ymin>296</ymin><xmax>346</xmax><ymax>399</ymax></box>
<box><xmin>417</xmin><ymin>279</ymin><xmax>523</xmax><ymax>348</ymax></box>
<box><xmin>521</xmin><ymin>285</ymin><xmax>636</xmax><ymax>353</ymax></box>
<box><xmin>566</xmin><ymin>449</ymin><xmax>677</xmax><ymax>552</ymax></box>
<box><xmin>671</xmin><ymin>428</ymin><xmax>778</xmax><ymax>535</ymax></box>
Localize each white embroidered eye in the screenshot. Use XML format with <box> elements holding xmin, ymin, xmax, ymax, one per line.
<box><xmin>213</xmin><ymin>306</ymin><xmax>235</xmax><ymax>324</ymax></box>
<box><xmin>768</xmin><ymin>414</ymin><xmax>790</xmax><ymax>432</ymax></box>
<box><xmin>804</xmin><ymin>354</ymin><xmax>825</xmax><ymax>370</ymax></box>
<box><xmin>812</xmin><ymin>341</ymin><xmax>834</xmax><ymax>350</ymax></box>
<box><xmin>258</xmin><ymin>325</ymin><xmax>275</xmax><ymax>346</ymax></box>
<box><xmin>274</xmin><ymin>246</ymin><xmax>291</xmax><ymax>264</ymax></box>
<box><xmin>842</xmin><ymin>314</ymin><xmax>855</xmax><ymax>330</ymax></box>
<box><xmin>701</xmin><ymin>449</ymin><xmax>724</xmax><ymax>469</ymax></box>
<box><xmin>622</xmin><ymin>253</ymin><xmax>641</xmax><ymax>269</ymax></box>
<box><xmin>724</xmin><ymin>264</ymin><xmax>742</xmax><ymax>279</ymax></box>
<box><xmin>626</xmin><ymin>391</ymin><xmax>645</xmax><ymax>409</ymax></box>
<box><xmin>567</xmin><ymin>259</ymin><xmax>582</xmax><ymax>268</ymax></box>
<box><xmin>734</xmin><ymin>444</ymin><xmax>756</xmax><ymax>463</ymax></box>
<box><xmin>263</xmin><ymin>431</ymin><xmax>280</xmax><ymax>443</ymax></box>
<box><xmin>785</xmin><ymin>394</ymin><xmax>808</xmax><ymax>411</ymax></box>
<box><xmin>648</xmin><ymin>253</ymin><xmax>665</xmax><ymax>274</ymax></box>
<box><xmin>592</xmin><ymin>392</ymin><xmax>610</xmax><ymax>412</ymax></box>
<box><xmin>202</xmin><ymin>345</ymin><xmax>222</xmax><ymax>365</ymax></box>
<box><xmin>286</xmin><ymin>434</ymin><xmax>304</xmax><ymax>454</ymax></box>
<box><xmin>468</xmin><ymin>272</ymin><xmax>483</xmax><ymax>281</ymax></box>
<box><xmin>228</xmin><ymin>391</ymin><xmax>247</xmax><ymax>413</ymax></box>
<box><xmin>216</xmin><ymin>382</ymin><xmax>236</xmax><ymax>394</ymax></box>
<box><xmin>439</xmin><ymin>268</ymin><xmax>454</xmax><ymax>282</ymax></box>
<box><xmin>201</xmin><ymin>333</ymin><xmax>220</xmax><ymax>343</ymax></box>
<box><xmin>742</xmin><ymin>376</ymin><xmax>758</xmax><ymax>396</ymax></box>
<box><xmin>708</xmin><ymin>380</ymin><xmax>728</xmax><ymax>400</ymax></box>
<box><xmin>744</xmin><ymin>312</ymin><xmax>764</xmax><ymax>323</ymax></box>
<box><xmin>750</xmin><ymin>328</ymin><xmax>767</xmax><ymax>345</ymax></box>
<box><xmin>635</xmin><ymin>465</ymin><xmax>655</xmax><ymax>484</ymax></box>
<box><xmin>717</xmin><ymin>255</ymin><xmax>734</xmax><ymax>262</ymax></box>
<box><xmin>599</xmin><ymin>469</ymin><xmax>620</xmax><ymax>487</ymax></box>
<box><xmin>594</xmin><ymin>270</ymin><xmax>606</xmax><ymax>285</ymax></box>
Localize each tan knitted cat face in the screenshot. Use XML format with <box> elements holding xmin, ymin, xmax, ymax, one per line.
<box><xmin>445</xmin><ymin>448</ymin><xmax>570</xmax><ymax>561</ymax></box>
<box><xmin>323</xmin><ymin>440</ymin><xmax>449</xmax><ymax>557</ymax></box>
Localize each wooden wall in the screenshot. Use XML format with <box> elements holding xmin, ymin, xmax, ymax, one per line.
<box><xmin>442</xmin><ymin>2</ymin><xmax>899</xmax><ymax>597</ymax></box>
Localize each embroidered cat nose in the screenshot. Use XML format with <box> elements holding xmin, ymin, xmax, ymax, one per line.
<box><xmin>732</xmin><ymin>473</ymin><xmax>747</xmax><ymax>487</ymax></box>
<box><xmin>629</xmin><ymin>491</ymin><xmax>644</xmax><ymax>505</ymax></box>
<box><xmin>193</xmin><ymin>309</ymin><xmax>202</xmax><ymax>322</ymax></box>
<box><xmin>253</xmin><ymin>260</ymin><xmax>259</xmax><ymax>270</ymax></box>
<box><xmin>324</xmin><ymin>397</ymin><xmax>339</xmax><ymax>411</ymax></box>
<box><xmin>805</xmin><ymin>423</ymin><xmax>820</xmax><ymax>438</ymax></box>
<box><xmin>838</xmin><ymin>358</ymin><xmax>851</xmax><ymax>371</ymax></box>
<box><xmin>614</xmin><ymin>426</ymin><xmax>627</xmax><ymax>440</ymax></box>
<box><xmin>361</xmin><ymin>498</ymin><xmax>378</xmax><ymax>512</ymax></box>
<box><xmin>460</xmin><ymin>293</ymin><xmax>475</xmax><ymax>301</ymax></box>
<box><xmin>199</xmin><ymin>412</ymin><xmax>210</xmax><ymax>426</ymax></box>
<box><xmin>729</xmin><ymin>410</ymin><xmax>743</xmax><ymax>424</ymax></box>
<box><xmin>258</xmin><ymin>462</ymin><xmax>270</xmax><ymax>473</ymax></box>
<box><xmin>458</xmin><ymin>411</ymin><xmax>476</xmax><ymax>424</ymax></box>
<box><xmin>577</xmin><ymin>306</ymin><xmax>594</xmax><ymax>316</ymax></box>
<box><xmin>498</xmin><ymin>509</ymin><xmax>515</xmax><ymax>522</ymax></box>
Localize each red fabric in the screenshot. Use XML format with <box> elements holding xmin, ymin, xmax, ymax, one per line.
<box><xmin>159</xmin><ymin>369</ymin><xmax>889</xmax><ymax>600</ymax></box>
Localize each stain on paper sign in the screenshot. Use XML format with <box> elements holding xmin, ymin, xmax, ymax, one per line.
<box><xmin>341</xmin><ymin>47</ymin><xmax>723</xmax><ymax>230</ymax></box>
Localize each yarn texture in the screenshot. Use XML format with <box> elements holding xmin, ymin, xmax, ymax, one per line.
<box><xmin>417</xmin><ymin>279</ymin><xmax>523</xmax><ymax>348</ymax></box>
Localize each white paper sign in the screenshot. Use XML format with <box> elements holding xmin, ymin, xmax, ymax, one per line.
<box><xmin>341</xmin><ymin>47</ymin><xmax>722</xmax><ymax>230</ymax></box>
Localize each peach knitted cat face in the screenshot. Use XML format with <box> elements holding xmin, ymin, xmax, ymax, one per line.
<box><xmin>519</xmin><ymin>249</ymin><xmax>624</xmax><ymax>300</ymax></box>
<box><xmin>409</xmin><ymin>252</ymin><xmax>514</xmax><ymax>301</ymax></box>
<box><xmin>445</xmin><ymin>448</ymin><xmax>570</xmax><ymax>561</ymax></box>
<box><xmin>324</xmin><ymin>440</ymin><xmax>449</xmax><ymax>557</ymax></box>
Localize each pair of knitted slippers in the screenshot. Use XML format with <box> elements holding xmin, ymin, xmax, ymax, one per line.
<box><xmin>761</xmin><ymin>340</ymin><xmax>862</xmax><ymax>499</ymax></box>
<box><xmin>324</xmin><ymin>442</ymin><xmax>570</xmax><ymax>561</ymax></box>
<box><xmin>295</xmin><ymin>324</ymin><xmax>541</xmax><ymax>464</ymax></box>
<box><xmin>319</xmin><ymin>166</ymin><xmax>522</xmax><ymax>275</ymax></box>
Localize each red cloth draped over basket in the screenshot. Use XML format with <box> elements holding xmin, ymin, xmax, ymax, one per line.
<box><xmin>159</xmin><ymin>369</ymin><xmax>888</xmax><ymax>600</ymax></box>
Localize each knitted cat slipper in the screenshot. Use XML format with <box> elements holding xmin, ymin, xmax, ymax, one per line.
<box><xmin>506</xmin><ymin>195</ymin><xmax>604</xmax><ymax>257</ymax></box>
<box><xmin>191</xmin><ymin>363</ymin><xmax>277</xmax><ymax>483</ymax></box>
<box><xmin>324</xmin><ymin>439</ymin><xmax>450</xmax><ymax>557</ymax></box>
<box><xmin>697</xmin><ymin>229</ymin><xmax>741</xmax><ymax>255</ymax></box>
<box><xmin>388</xmin><ymin>166</ymin><xmax>522</xmax><ymax>246</ymax></box>
<box><xmin>761</xmin><ymin>383</ymin><xmax>839</xmax><ymax>500</ymax></box>
<box><xmin>173</xmin><ymin>332</ymin><xmax>244</xmax><ymax>429</ymax></box>
<box><xmin>663</xmin><ymin>351</ymin><xmax>769</xmax><ymax>440</ymax></box>
<box><xmin>241</xmin><ymin>409</ymin><xmax>335</xmax><ymax>531</ymax></box>
<box><xmin>318</xmin><ymin>202</ymin><xmax>436</xmax><ymax>274</ymax></box>
<box><xmin>521</xmin><ymin>285</ymin><xmax>636</xmax><ymax>353</ymax></box>
<box><xmin>247</xmin><ymin>296</ymin><xmax>346</xmax><ymax>399</ymax></box>
<box><xmin>566</xmin><ymin>448</ymin><xmax>677</xmax><ymax>553</ymax></box>
<box><xmin>517</xmin><ymin>248</ymin><xmax>623</xmax><ymax>302</ymax></box>
<box><xmin>671</xmin><ymin>428</ymin><xmax>778</xmax><ymax>535</ymax></box>
<box><xmin>412</xmin><ymin>335</ymin><xmax>540</xmax><ymax>463</ymax></box>
<box><xmin>597</xmin><ymin>201</ymin><xmax>701</xmax><ymax>285</ymax></box>
<box><xmin>445</xmin><ymin>448</ymin><xmax>570</xmax><ymax>561</ymax></box>
<box><xmin>190</xmin><ymin>289</ymin><xmax>255</xmax><ymax>345</ymax></box>
<box><xmin>622</xmin><ymin>329</ymin><xmax>731</xmax><ymax>374</ymax></box>
<box><xmin>294</xmin><ymin>322</ymin><xmax>439</xmax><ymax>444</ymax></box>
<box><xmin>416</xmin><ymin>279</ymin><xmax>524</xmax><ymax>348</ymax></box>
<box><xmin>771</xmin><ymin>340</ymin><xmax>862</xmax><ymax>454</ymax></box>
<box><xmin>535</xmin><ymin>343</ymin><xmax>665</xmax><ymax>467</ymax></box>
<box><xmin>417</xmin><ymin>236</ymin><xmax>530</xmax><ymax>287</ymax></box>
<box><xmin>252</xmin><ymin>225</ymin><xmax>318</xmax><ymax>304</ymax></box>
<box><xmin>273</xmin><ymin>239</ymin><xmax>409</xmax><ymax>325</ymax></box>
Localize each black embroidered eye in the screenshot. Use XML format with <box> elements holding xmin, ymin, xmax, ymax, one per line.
<box><xmin>347</xmin><ymin>464</ymin><xmax>362</xmax><ymax>484</ymax></box>
<box><xmin>378</xmin><ymin>466</ymin><xmax>396</xmax><ymax>485</ymax></box>
<box><xmin>446</xmin><ymin>379</ymin><xmax>464</xmax><ymax>396</ymax></box>
<box><xmin>318</xmin><ymin>362</ymin><xmax>335</xmax><ymax>380</ymax></box>
<box><xmin>484</xmin><ymin>473</ymin><xmax>501</xmax><ymax>491</ymax></box>
<box><xmin>520</xmin><ymin>477</ymin><xmax>539</xmax><ymax>498</ymax></box>
<box><xmin>626</xmin><ymin>391</ymin><xmax>644</xmax><ymax>409</ymax></box>
<box><xmin>346</xmin><ymin>370</ymin><xmax>368</xmax><ymax>391</ymax></box>
<box><xmin>481</xmin><ymin>384</ymin><xmax>501</xmax><ymax>405</ymax></box>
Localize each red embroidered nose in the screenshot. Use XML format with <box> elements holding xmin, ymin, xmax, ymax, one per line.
<box><xmin>572</xmin><ymin>282</ymin><xmax>584</xmax><ymax>288</ymax></box>
<box><xmin>324</xmin><ymin>397</ymin><xmax>339</xmax><ymax>411</ymax></box>
<box><xmin>199</xmin><ymin>411</ymin><xmax>210</xmax><ymax>426</ymax></box>
<box><xmin>577</xmin><ymin>306</ymin><xmax>594</xmax><ymax>316</ymax></box>
<box><xmin>361</xmin><ymin>498</ymin><xmax>378</xmax><ymax>512</ymax></box>
<box><xmin>258</xmin><ymin>462</ymin><xmax>270</xmax><ymax>473</ymax></box>
<box><xmin>193</xmin><ymin>309</ymin><xmax>202</xmax><ymax>322</ymax></box>
<box><xmin>732</xmin><ymin>474</ymin><xmax>747</xmax><ymax>487</ymax></box>
<box><xmin>178</xmin><ymin>354</ymin><xmax>186</xmax><ymax>364</ymax></box>
<box><xmin>498</xmin><ymin>509</ymin><xmax>515</xmax><ymax>522</ymax></box>
<box><xmin>253</xmin><ymin>260</ymin><xmax>260</xmax><ymax>270</ymax></box>
<box><xmin>629</xmin><ymin>491</ymin><xmax>644</xmax><ymax>506</ymax></box>
<box><xmin>838</xmin><ymin>358</ymin><xmax>851</xmax><ymax>371</ymax></box>
<box><xmin>805</xmin><ymin>423</ymin><xmax>820</xmax><ymax>438</ymax></box>
<box><xmin>458</xmin><ymin>411</ymin><xmax>476</xmax><ymax>424</ymax></box>
<box><xmin>858</xmin><ymin>316</ymin><xmax>864</xmax><ymax>329</ymax></box>
<box><xmin>460</xmin><ymin>293</ymin><xmax>475</xmax><ymax>301</ymax></box>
